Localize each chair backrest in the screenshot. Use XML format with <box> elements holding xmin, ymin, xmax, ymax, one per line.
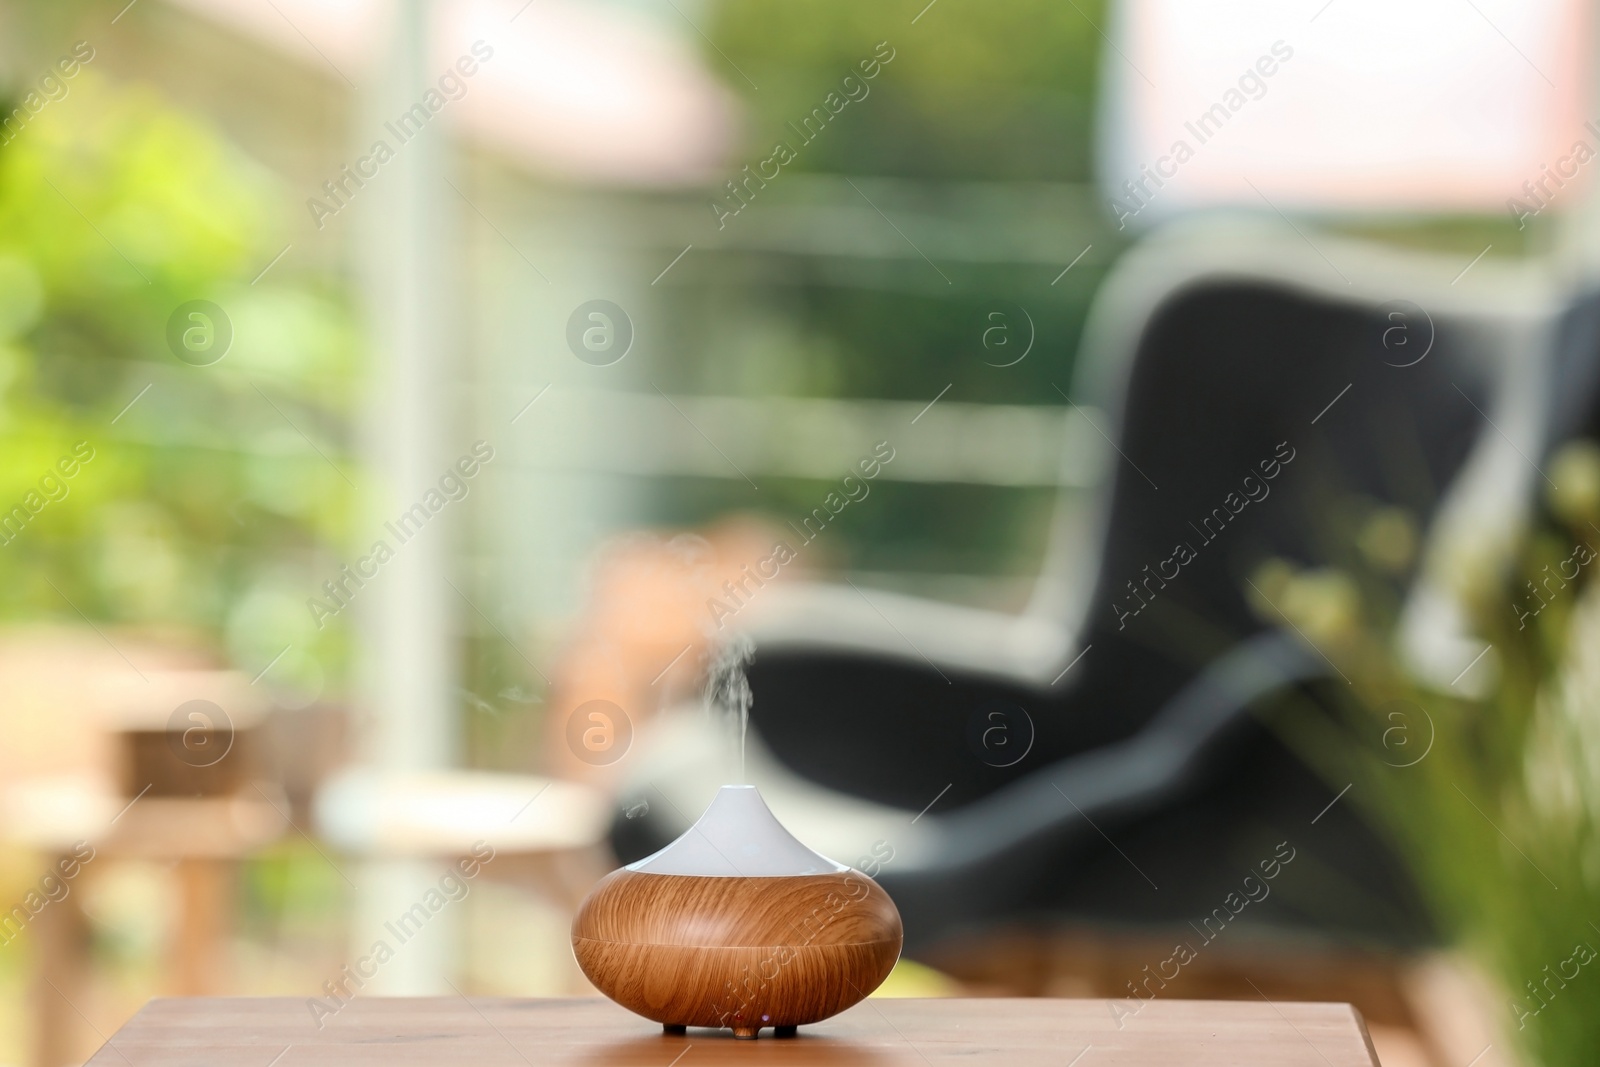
<box><xmin>1028</xmin><ymin>221</ymin><xmax>1557</xmax><ymax>732</ymax></box>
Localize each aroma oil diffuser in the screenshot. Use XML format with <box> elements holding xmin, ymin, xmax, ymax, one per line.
<box><xmin>571</xmin><ymin>784</ymin><xmax>903</xmax><ymax>1039</ymax></box>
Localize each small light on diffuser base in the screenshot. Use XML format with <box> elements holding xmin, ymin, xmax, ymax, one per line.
<box><xmin>571</xmin><ymin>784</ymin><xmax>903</xmax><ymax>1039</ymax></box>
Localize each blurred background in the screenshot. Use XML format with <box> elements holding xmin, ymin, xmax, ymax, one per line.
<box><xmin>2</xmin><ymin>0</ymin><xmax>1599</xmax><ymax>1065</ymax></box>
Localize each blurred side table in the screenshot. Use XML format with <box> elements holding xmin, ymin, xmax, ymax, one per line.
<box><xmin>314</xmin><ymin>768</ymin><xmax>612</xmax><ymax>993</ymax></box>
<box><xmin>3</xmin><ymin>775</ymin><xmax>287</xmax><ymax>1067</ymax></box>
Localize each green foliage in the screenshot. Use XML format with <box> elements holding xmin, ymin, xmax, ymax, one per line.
<box><xmin>0</xmin><ymin>71</ymin><xmax>357</xmax><ymax>685</ymax></box>
<box><xmin>1258</xmin><ymin>446</ymin><xmax>1600</xmax><ymax>1065</ymax></box>
<box><xmin>710</xmin><ymin>0</ymin><xmax>1105</xmax><ymax>181</ymax></box>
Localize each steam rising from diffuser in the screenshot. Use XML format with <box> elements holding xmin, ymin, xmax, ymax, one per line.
<box><xmin>705</xmin><ymin>634</ymin><xmax>754</xmax><ymax>782</ymax></box>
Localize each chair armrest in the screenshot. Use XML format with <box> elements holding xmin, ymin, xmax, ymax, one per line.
<box><xmin>739</xmin><ymin>580</ymin><xmax>1073</xmax><ymax>686</ymax></box>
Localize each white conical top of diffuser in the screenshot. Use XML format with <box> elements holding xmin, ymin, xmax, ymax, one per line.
<box><xmin>626</xmin><ymin>784</ymin><xmax>849</xmax><ymax>877</ymax></box>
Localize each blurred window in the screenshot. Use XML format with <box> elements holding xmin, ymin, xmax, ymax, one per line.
<box><xmin>1099</xmin><ymin>0</ymin><xmax>1590</xmax><ymax>218</ymax></box>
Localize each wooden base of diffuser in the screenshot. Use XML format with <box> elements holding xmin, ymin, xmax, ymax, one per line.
<box><xmin>572</xmin><ymin>869</ymin><xmax>902</xmax><ymax>1039</ymax></box>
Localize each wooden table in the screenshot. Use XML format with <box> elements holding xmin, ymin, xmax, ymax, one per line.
<box><xmin>92</xmin><ymin>996</ymin><xmax>1381</xmax><ymax>1065</ymax></box>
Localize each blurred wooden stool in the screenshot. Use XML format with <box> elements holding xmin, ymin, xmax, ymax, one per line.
<box><xmin>5</xmin><ymin>776</ymin><xmax>288</xmax><ymax>1067</ymax></box>
<box><xmin>2</xmin><ymin>669</ymin><xmax>287</xmax><ymax>1067</ymax></box>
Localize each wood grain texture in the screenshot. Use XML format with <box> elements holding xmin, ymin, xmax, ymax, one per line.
<box><xmin>89</xmin><ymin>996</ymin><xmax>1383</xmax><ymax>1065</ymax></box>
<box><xmin>571</xmin><ymin>869</ymin><xmax>902</xmax><ymax>1036</ymax></box>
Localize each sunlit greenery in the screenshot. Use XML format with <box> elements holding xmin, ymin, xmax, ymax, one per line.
<box><xmin>0</xmin><ymin>71</ymin><xmax>357</xmax><ymax>691</ymax></box>
<box><xmin>711</xmin><ymin>0</ymin><xmax>1104</xmax><ymax>183</ymax></box>
<box><xmin>1260</xmin><ymin>443</ymin><xmax>1600</xmax><ymax>1065</ymax></box>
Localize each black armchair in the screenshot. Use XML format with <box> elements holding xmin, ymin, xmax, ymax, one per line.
<box><xmin>615</xmin><ymin>219</ymin><xmax>1581</xmax><ymax>956</ymax></box>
